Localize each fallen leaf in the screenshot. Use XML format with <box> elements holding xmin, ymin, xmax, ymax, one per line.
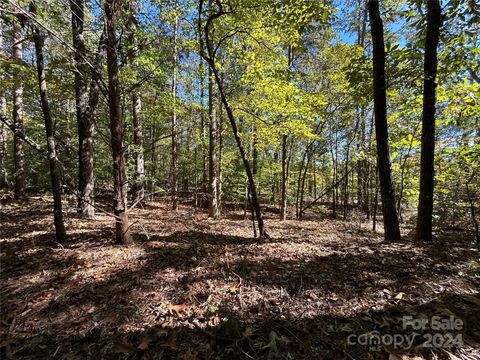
<box><xmin>168</xmin><ymin>304</ymin><xmax>188</xmax><ymax>316</ymax></box>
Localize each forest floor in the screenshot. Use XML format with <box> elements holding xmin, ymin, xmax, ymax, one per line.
<box><xmin>1</xmin><ymin>195</ymin><xmax>480</xmax><ymax>360</ymax></box>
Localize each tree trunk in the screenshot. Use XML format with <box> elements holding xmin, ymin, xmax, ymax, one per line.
<box><xmin>0</xmin><ymin>93</ymin><xmax>6</xmax><ymax>189</ymax></box>
<box><xmin>13</xmin><ymin>20</ymin><xmax>25</xmax><ymax>199</ymax></box>
<box><xmin>208</xmin><ymin>65</ymin><xmax>219</xmax><ymax>218</ymax></box>
<box><xmin>415</xmin><ymin>0</ymin><xmax>442</xmax><ymax>242</ymax></box>
<box><xmin>466</xmin><ymin>176</ymin><xmax>479</xmax><ymax>246</ymax></box>
<box><xmin>368</xmin><ymin>0</ymin><xmax>401</xmax><ymax>241</ymax></box>
<box><xmin>199</xmin><ymin>60</ymin><xmax>208</xmax><ymax>195</ymax></box>
<box><xmin>132</xmin><ymin>93</ymin><xmax>145</xmax><ymax>202</ymax></box>
<box><xmin>0</xmin><ymin>23</ymin><xmax>7</xmax><ymax>189</ymax></box>
<box><xmin>148</xmin><ymin>123</ymin><xmax>157</xmax><ymax>199</ymax></box>
<box><xmin>217</xmin><ymin>85</ymin><xmax>224</xmax><ymax>215</ymax></box>
<box><xmin>372</xmin><ymin>165</ymin><xmax>379</xmax><ymax>232</ymax></box>
<box><xmin>330</xmin><ymin>128</ymin><xmax>338</xmax><ymax>217</ymax></box>
<box><xmin>31</xmin><ymin>2</ymin><xmax>67</xmax><ymax>242</ymax></box>
<box><xmin>280</xmin><ymin>134</ymin><xmax>288</xmax><ymax>221</ymax></box>
<box><xmin>357</xmin><ymin>109</ymin><xmax>367</xmax><ymax>215</ymax></box>
<box><xmin>124</xmin><ymin>7</ymin><xmax>144</xmax><ymax>204</ymax></box>
<box><xmin>104</xmin><ymin>0</ymin><xmax>132</xmax><ymax>244</ymax></box>
<box><xmin>70</xmin><ymin>0</ymin><xmax>95</xmax><ymax>217</ymax></box>
<box><xmin>171</xmin><ymin>10</ymin><xmax>179</xmax><ymax>210</ymax></box>
<box><xmin>271</xmin><ymin>151</ymin><xmax>278</xmax><ymax>204</ymax></box>
<box><xmin>210</xmin><ymin>66</ymin><xmax>266</xmax><ymax>237</ymax></box>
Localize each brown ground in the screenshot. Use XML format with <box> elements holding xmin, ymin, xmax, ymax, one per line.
<box><xmin>1</xmin><ymin>196</ymin><xmax>479</xmax><ymax>359</ymax></box>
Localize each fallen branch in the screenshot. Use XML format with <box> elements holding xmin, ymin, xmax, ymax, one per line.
<box><xmin>300</xmin><ymin>169</ymin><xmax>352</xmax><ymax>217</ymax></box>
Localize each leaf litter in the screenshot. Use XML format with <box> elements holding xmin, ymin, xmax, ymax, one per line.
<box><xmin>0</xmin><ymin>197</ymin><xmax>479</xmax><ymax>359</ymax></box>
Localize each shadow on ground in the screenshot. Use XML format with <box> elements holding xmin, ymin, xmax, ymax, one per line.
<box><xmin>1</xmin><ymin>203</ymin><xmax>479</xmax><ymax>359</ymax></box>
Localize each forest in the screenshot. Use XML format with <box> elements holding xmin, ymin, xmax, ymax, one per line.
<box><xmin>0</xmin><ymin>0</ymin><xmax>479</xmax><ymax>359</ymax></box>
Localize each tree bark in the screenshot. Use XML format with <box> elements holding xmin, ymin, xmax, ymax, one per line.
<box><xmin>466</xmin><ymin>176</ymin><xmax>479</xmax><ymax>246</ymax></box>
<box><xmin>13</xmin><ymin>20</ymin><xmax>25</xmax><ymax>199</ymax></box>
<box><xmin>70</xmin><ymin>0</ymin><xmax>96</xmax><ymax>217</ymax></box>
<box><xmin>280</xmin><ymin>134</ymin><xmax>288</xmax><ymax>220</ymax></box>
<box><xmin>148</xmin><ymin>122</ymin><xmax>157</xmax><ymax>199</ymax></box>
<box><xmin>132</xmin><ymin>93</ymin><xmax>145</xmax><ymax>202</ymax></box>
<box><xmin>368</xmin><ymin>0</ymin><xmax>401</xmax><ymax>241</ymax></box>
<box><xmin>199</xmin><ymin>60</ymin><xmax>208</xmax><ymax>195</ymax></box>
<box><xmin>0</xmin><ymin>23</ymin><xmax>7</xmax><ymax>189</ymax></box>
<box><xmin>217</xmin><ymin>90</ymin><xmax>224</xmax><ymax>215</ymax></box>
<box><xmin>104</xmin><ymin>0</ymin><xmax>132</xmax><ymax>244</ymax></box>
<box><xmin>0</xmin><ymin>92</ymin><xmax>6</xmax><ymax>189</ymax></box>
<box><xmin>31</xmin><ymin>1</ymin><xmax>67</xmax><ymax>242</ymax></box>
<box><xmin>208</xmin><ymin>65</ymin><xmax>219</xmax><ymax>218</ymax></box>
<box><xmin>171</xmin><ymin>9</ymin><xmax>179</xmax><ymax>210</ymax></box>
<box><xmin>415</xmin><ymin>0</ymin><xmax>442</xmax><ymax>242</ymax></box>
<box><xmin>124</xmin><ymin>6</ymin><xmax>144</xmax><ymax>204</ymax></box>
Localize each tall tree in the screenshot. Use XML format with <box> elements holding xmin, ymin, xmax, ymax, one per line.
<box><xmin>207</xmin><ymin>0</ymin><xmax>219</xmax><ymax>219</ymax></box>
<box><xmin>70</xmin><ymin>0</ymin><xmax>95</xmax><ymax>217</ymax></box>
<box><xmin>104</xmin><ymin>0</ymin><xmax>132</xmax><ymax>244</ymax></box>
<box><xmin>416</xmin><ymin>0</ymin><xmax>442</xmax><ymax>242</ymax></box>
<box><xmin>368</xmin><ymin>0</ymin><xmax>401</xmax><ymax>241</ymax></box>
<box><xmin>199</xmin><ymin>0</ymin><xmax>267</xmax><ymax>238</ymax></box>
<box><xmin>280</xmin><ymin>134</ymin><xmax>289</xmax><ymax>220</ymax></box>
<box><xmin>171</xmin><ymin>7</ymin><xmax>179</xmax><ymax>210</ymax></box>
<box><xmin>132</xmin><ymin>93</ymin><xmax>144</xmax><ymax>202</ymax></box>
<box><xmin>30</xmin><ymin>1</ymin><xmax>67</xmax><ymax>242</ymax></box>
<box><xmin>126</xmin><ymin>3</ymin><xmax>145</xmax><ymax>204</ymax></box>
<box><xmin>0</xmin><ymin>22</ymin><xmax>7</xmax><ymax>189</ymax></box>
<box><xmin>13</xmin><ymin>20</ymin><xmax>25</xmax><ymax>199</ymax></box>
<box><xmin>208</xmin><ymin>65</ymin><xmax>219</xmax><ymax>218</ymax></box>
<box><xmin>280</xmin><ymin>46</ymin><xmax>293</xmax><ymax>221</ymax></box>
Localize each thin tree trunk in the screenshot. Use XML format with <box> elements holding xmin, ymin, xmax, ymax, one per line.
<box><xmin>149</xmin><ymin>122</ymin><xmax>157</xmax><ymax>199</ymax></box>
<box><xmin>271</xmin><ymin>151</ymin><xmax>278</xmax><ymax>204</ymax></box>
<box><xmin>365</xmin><ymin>113</ymin><xmax>375</xmax><ymax>220</ymax></box>
<box><xmin>298</xmin><ymin>151</ymin><xmax>310</xmax><ymax>219</ymax></box>
<box><xmin>132</xmin><ymin>93</ymin><xmax>145</xmax><ymax>202</ymax></box>
<box><xmin>199</xmin><ymin>60</ymin><xmax>208</xmax><ymax>195</ymax></box>
<box><xmin>0</xmin><ymin>23</ymin><xmax>7</xmax><ymax>188</ymax></box>
<box><xmin>31</xmin><ymin>2</ymin><xmax>66</xmax><ymax>242</ymax></box>
<box><xmin>0</xmin><ymin>93</ymin><xmax>6</xmax><ymax>189</ymax></box>
<box><xmin>416</xmin><ymin>0</ymin><xmax>442</xmax><ymax>242</ymax></box>
<box><xmin>344</xmin><ymin>117</ymin><xmax>360</xmax><ymax>219</ymax></box>
<box><xmin>397</xmin><ymin>121</ymin><xmax>420</xmax><ymax>221</ymax></box>
<box><xmin>13</xmin><ymin>20</ymin><xmax>25</xmax><ymax>199</ymax></box>
<box><xmin>208</xmin><ymin>64</ymin><xmax>219</xmax><ymax>218</ymax></box>
<box><xmin>280</xmin><ymin>134</ymin><xmax>288</xmax><ymax>220</ymax></box>
<box><xmin>171</xmin><ymin>10</ymin><xmax>179</xmax><ymax>210</ymax></box>
<box><xmin>280</xmin><ymin>46</ymin><xmax>294</xmax><ymax>221</ymax></box>
<box><xmin>199</xmin><ymin>6</ymin><xmax>267</xmax><ymax>237</ymax></box>
<box><xmin>124</xmin><ymin>6</ymin><xmax>144</xmax><ymax>205</ymax></box>
<box><xmin>104</xmin><ymin>0</ymin><xmax>132</xmax><ymax>244</ymax></box>
<box><xmin>313</xmin><ymin>152</ymin><xmax>317</xmax><ymax>198</ymax></box>
<box><xmin>330</xmin><ymin>128</ymin><xmax>338</xmax><ymax>217</ymax></box>
<box><xmin>368</xmin><ymin>0</ymin><xmax>401</xmax><ymax>241</ymax></box>
<box><xmin>372</xmin><ymin>165</ymin><xmax>379</xmax><ymax>232</ymax></box>
<box><xmin>212</xmin><ymin>68</ymin><xmax>266</xmax><ymax>237</ymax></box>
<box><xmin>466</xmin><ymin>177</ymin><xmax>479</xmax><ymax>246</ymax></box>
<box><xmin>357</xmin><ymin>109</ymin><xmax>367</xmax><ymax>213</ymax></box>
<box><xmin>217</xmin><ymin>86</ymin><xmax>224</xmax><ymax>215</ymax></box>
<box><xmin>200</xmin><ymin>3</ymin><xmax>267</xmax><ymax>238</ymax></box>
<box><xmin>356</xmin><ymin>3</ymin><xmax>368</xmax><ymax>214</ymax></box>
<box><xmin>70</xmin><ymin>0</ymin><xmax>95</xmax><ymax>217</ymax></box>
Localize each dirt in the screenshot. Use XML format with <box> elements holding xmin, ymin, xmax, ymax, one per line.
<box><xmin>1</xmin><ymin>196</ymin><xmax>479</xmax><ymax>359</ymax></box>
